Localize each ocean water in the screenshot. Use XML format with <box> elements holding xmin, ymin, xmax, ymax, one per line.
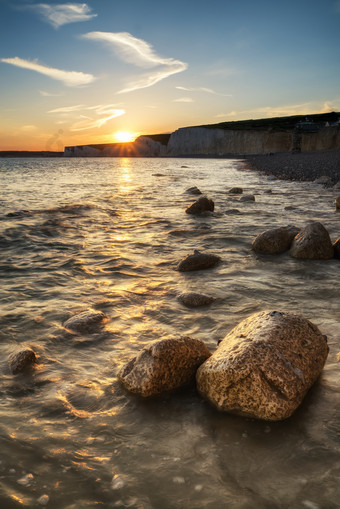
<box><xmin>0</xmin><ymin>157</ymin><xmax>339</xmax><ymax>509</ymax></box>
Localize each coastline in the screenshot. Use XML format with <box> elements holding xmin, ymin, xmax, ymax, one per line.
<box><xmin>245</xmin><ymin>148</ymin><xmax>340</xmax><ymax>183</ymax></box>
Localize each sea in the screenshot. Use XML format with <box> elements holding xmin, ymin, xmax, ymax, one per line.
<box><xmin>0</xmin><ymin>157</ymin><xmax>339</xmax><ymax>509</ymax></box>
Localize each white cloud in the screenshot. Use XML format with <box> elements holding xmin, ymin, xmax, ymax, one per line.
<box><xmin>39</xmin><ymin>90</ymin><xmax>63</xmax><ymax>97</ymax></box>
<box><xmin>82</xmin><ymin>31</ymin><xmax>188</xmax><ymax>93</ymax></box>
<box><xmin>28</xmin><ymin>3</ymin><xmax>97</xmax><ymax>28</ymax></box>
<box><xmin>176</xmin><ymin>86</ymin><xmax>232</xmax><ymax>97</ymax></box>
<box><xmin>48</xmin><ymin>103</ymin><xmax>125</xmax><ymax>131</ymax></box>
<box><xmin>21</xmin><ymin>125</ymin><xmax>38</xmax><ymax>131</ymax></box>
<box><xmin>173</xmin><ymin>97</ymin><xmax>194</xmax><ymax>103</ymax></box>
<box><xmin>1</xmin><ymin>57</ymin><xmax>96</xmax><ymax>87</ymax></box>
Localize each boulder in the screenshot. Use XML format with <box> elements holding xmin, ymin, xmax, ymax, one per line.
<box><xmin>333</xmin><ymin>182</ymin><xmax>340</xmax><ymax>190</ymax></box>
<box><xmin>290</xmin><ymin>222</ymin><xmax>334</xmax><ymax>259</ymax></box>
<box><xmin>63</xmin><ymin>309</ymin><xmax>107</xmax><ymax>333</ymax></box>
<box><xmin>178</xmin><ymin>292</ymin><xmax>215</xmax><ymax>307</ymax></box>
<box><xmin>314</xmin><ymin>176</ymin><xmax>332</xmax><ymax>185</ymax></box>
<box><xmin>228</xmin><ymin>187</ymin><xmax>243</xmax><ymax>194</ymax></box>
<box><xmin>186</xmin><ymin>186</ymin><xmax>202</xmax><ymax>195</ymax></box>
<box><xmin>177</xmin><ymin>250</ymin><xmax>221</xmax><ymax>272</ymax></box>
<box><xmin>9</xmin><ymin>348</ymin><xmax>36</xmax><ymax>374</ymax></box>
<box><xmin>185</xmin><ymin>196</ymin><xmax>214</xmax><ymax>214</ymax></box>
<box><xmin>239</xmin><ymin>194</ymin><xmax>255</xmax><ymax>202</ymax></box>
<box><xmin>252</xmin><ymin>225</ymin><xmax>300</xmax><ymax>254</ymax></box>
<box><xmin>196</xmin><ymin>310</ymin><xmax>328</xmax><ymax>421</ymax></box>
<box><xmin>333</xmin><ymin>238</ymin><xmax>340</xmax><ymax>259</ymax></box>
<box><xmin>119</xmin><ymin>336</ymin><xmax>211</xmax><ymax>397</ymax></box>
<box><xmin>335</xmin><ymin>196</ymin><xmax>340</xmax><ymax>211</ymax></box>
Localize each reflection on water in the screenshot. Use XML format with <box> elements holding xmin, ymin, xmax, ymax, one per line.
<box><xmin>0</xmin><ymin>157</ymin><xmax>339</xmax><ymax>508</ymax></box>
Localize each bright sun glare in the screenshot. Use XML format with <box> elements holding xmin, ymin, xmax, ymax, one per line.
<box><xmin>113</xmin><ymin>131</ymin><xmax>136</xmax><ymax>143</ymax></box>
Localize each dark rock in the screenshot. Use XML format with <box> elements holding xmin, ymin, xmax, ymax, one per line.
<box><xmin>9</xmin><ymin>348</ymin><xmax>36</xmax><ymax>374</ymax></box>
<box><xmin>290</xmin><ymin>222</ymin><xmax>334</xmax><ymax>259</ymax></box>
<box><xmin>177</xmin><ymin>250</ymin><xmax>221</xmax><ymax>272</ymax></box>
<box><xmin>225</xmin><ymin>209</ymin><xmax>241</xmax><ymax>215</ymax></box>
<box><xmin>185</xmin><ymin>196</ymin><xmax>214</xmax><ymax>214</ymax></box>
<box><xmin>63</xmin><ymin>309</ymin><xmax>107</xmax><ymax>333</ymax></box>
<box><xmin>186</xmin><ymin>186</ymin><xmax>202</xmax><ymax>195</ymax></box>
<box><xmin>196</xmin><ymin>310</ymin><xmax>328</xmax><ymax>421</ymax></box>
<box><xmin>228</xmin><ymin>187</ymin><xmax>243</xmax><ymax>194</ymax></box>
<box><xmin>335</xmin><ymin>196</ymin><xmax>340</xmax><ymax>211</ymax></box>
<box><xmin>239</xmin><ymin>194</ymin><xmax>255</xmax><ymax>202</ymax></box>
<box><xmin>178</xmin><ymin>292</ymin><xmax>215</xmax><ymax>307</ymax></box>
<box><xmin>252</xmin><ymin>225</ymin><xmax>300</xmax><ymax>254</ymax></box>
<box><xmin>118</xmin><ymin>336</ymin><xmax>211</xmax><ymax>397</ymax></box>
<box><xmin>333</xmin><ymin>238</ymin><xmax>340</xmax><ymax>259</ymax></box>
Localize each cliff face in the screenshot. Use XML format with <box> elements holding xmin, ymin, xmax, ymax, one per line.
<box><xmin>166</xmin><ymin>127</ymin><xmax>293</xmax><ymax>156</ymax></box>
<box><xmin>64</xmin><ymin>136</ymin><xmax>167</xmax><ymax>157</ymax></box>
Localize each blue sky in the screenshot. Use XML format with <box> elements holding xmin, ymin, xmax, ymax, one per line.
<box><xmin>1</xmin><ymin>0</ymin><xmax>339</xmax><ymax>150</ymax></box>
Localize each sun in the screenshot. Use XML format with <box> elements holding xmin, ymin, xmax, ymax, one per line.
<box><xmin>113</xmin><ymin>131</ymin><xmax>137</xmax><ymax>143</ymax></box>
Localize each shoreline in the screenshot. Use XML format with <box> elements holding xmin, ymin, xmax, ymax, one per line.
<box><xmin>245</xmin><ymin>149</ymin><xmax>340</xmax><ymax>183</ymax></box>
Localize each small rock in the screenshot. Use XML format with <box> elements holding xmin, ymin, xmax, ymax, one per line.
<box><xmin>17</xmin><ymin>473</ymin><xmax>34</xmax><ymax>486</ymax></box>
<box><xmin>186</xmin><ymin>186</ymin><xmax>202</xmax><ymax>195</ymax></box>
<box><xmin>314</xmin><ymin>176</ymin><xmax>332</xmax><ymax>184</ymax></box>
<box><xmin>63</xmin><ymin>309</ymin><xmax>106</xmax><ymax>333</ymax></box>
<box><xmin>264</xmin><ymin>189</ymin><xmax>272</xmax><ymax>194</ymax></box>
<box><xmin>37</xmin><ymin>495</ymin><xmax>50</xmax><ymax>506</ymax></box>
<box><xmin>119</xmin><ymin>336</ymin><xmax>211</xmax><ymax>397</ymax></box>
<box><xmin>335</xmin><ymin>196</ymin><xmax>340</xmax><ymax>211</ymax></box>
<box><xmin>252</xmin><ymin>225</ymin><xmax>300</xmax><ymax>254</ymax></box>
<box><xmin>333</xmin><ymin>238</ymin><xmax>340</xmax><ymax>259</ymax></box>
<box><xmin>196</xmin><ymin>310</ymin><xmax>328</xmax><ymax>421</ymax></box>
<box><xmin>178</xmin><ymin>292</ymin><xmax>215</xmax><ymax>308</ymax></box>
<box><xmin>225</xmin><ymin>209</ymin><xmax>241</xmax><ymax>215</ymax></box>
<box><xmin>177</xmin><ymin>250</ymin><xmax>221</xmax><ymax>272</ymax></box>
<box><xmin>333</xmin><ymin>182</ymin><xmax>340</xmax><ymax>190</ymax></box>
<box><xmin>228</xmin><ymin>187</ymin><xmax>243</xmax><ymax>194</ymax></box>
<box><xmin>239</xmin><ymin>194</ymin><xmax>255</xmax><ymax>202</ymax></box>
<box><xmin>185</xmin><ymin>196</ymin><xmax>214</xmax><ymax>215</ymax></box>
<box><xmin>290</xmin><ymin>222</ymin><xmax>334</xmax><ymax>259</ymax></box>
<box><xmin>111</xmin><ymin>474</ymin><xmax>125</xmax><ymax>490</ymax></box>
<box><xmin>9</xmin><ymin>348</ymin><xmax>36</xmax><ymax>374</ymax></box>
<box><xmin>173</xmin><ymin>477</ymin><xmax>185</xmax><ymax>484</ymax></box>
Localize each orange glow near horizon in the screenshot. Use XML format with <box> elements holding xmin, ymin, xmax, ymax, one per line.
<box><xmin>113</xmin><ymin>131</ymin><xmax>138</xmax><ymax>143</ymax></box>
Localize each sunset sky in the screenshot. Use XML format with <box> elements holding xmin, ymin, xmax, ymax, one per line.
<box><xmin>1</xmin><ymin>0</ymin><xmax>340</xmax><ymax>151</ymax></box>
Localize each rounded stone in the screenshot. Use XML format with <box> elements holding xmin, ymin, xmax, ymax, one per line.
<box><xmin>177</xmin><ymin>250</ymin><xmax>221</xmax><ymax>272</ymax></box>
<box><xmin>335</xmin><ymin>196</ymin><xmax>340</xmax><ymax>211</ymax></box>
<box><xmin>186</xmin><ymin>186</ymin><xmax>202</xmax><ymax>195</ymax></box>
<box><xmin>228</xmin><ymin>187</ymin><xmax>243</xmax><ymax>194</ymax></box>
<box><xmin>178</xmin><ymin>292</ymin><xmax>215</xmax><ymax>307</ymax></box>
<box><xmin>333</xmin><ymin>237</ymin><xmax>340</xmax><ymax>259</ymax></box>
<box><xmin>196</xmin><ymin>310</ymin><xmax>328</xmax><ymax>421</ymax></box>
<box><xmin>290</xmin><ymin>222</ymin><xmax>334</xmax><ymax>259</ymax></box>
<box><xmin>185</xmin><ymin>196</ymin><xmax>214</xmax><ymax>214</ymax></box>
<box><xmin>239</xmin><ymin>194</ymin><xmax>255</xmax><ymax>202</ymax></box>
<box><xmin>63</xmin><ymin>310</ymin><xmax>107</xmax><ymax>333</ymax></box>
<box><xmin>252</xmin><ymin>225</ymin><xmax>300</xmax><ymax>254</ymax></box>
<box><xmin>9</xmin><ymin>348</ymin><xmax>36</xmax><ymax>374</ymax></box>
<box><xmin>119</xmin><ymin>336</ymin><xmax>211</xmax><ymax>397</ymax></box>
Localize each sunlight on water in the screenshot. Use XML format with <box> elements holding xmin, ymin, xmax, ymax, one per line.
<box><xmin>0</xmin><ymin>157</ymin><xmax>339</xmax><ymax>508</ymax></box>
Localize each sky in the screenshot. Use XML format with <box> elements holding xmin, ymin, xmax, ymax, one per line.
<box><xmin>0</xmin><ymin>0</ymin><xmax>340</xmax><ymax>151</ymax></box>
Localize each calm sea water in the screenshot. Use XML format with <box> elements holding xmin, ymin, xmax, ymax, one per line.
<box><xmin>0</xmin><ymin>157</ymin><xmax>339</xmax><ymax>509</ymax></box>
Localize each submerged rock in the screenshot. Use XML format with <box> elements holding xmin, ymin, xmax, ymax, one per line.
<box><xmin>314</xmin><ymin>176</ymin><xmax>332</xmax><ymax>185</ymax></box>
<box><xmin>177</xmin><ymin>250</ymin><xmax>221</xmax><ymax>272</ymax></box>
<box><xmin>290</xmin><ymin>222</ymin><xmax>334</xmax><ymax>259</ymax></box>
<box><xmin>186</xmin><ymin>186</ymin><xmax>202</xmax><ymax>195</ymax></box>
<box><xmin>239</xmin><ymin>194</ymin><xmax>255</xmax><ymax>202</ymax></box>
<box><xmin>252</xmin><ymin>225</ymin><xmax>300</xmax><ymax>254</ymax></box>
<box><xmin>335</xmin><ymin>196</ymin><xmax>340</xmax><ymax>211</ymax></box>
<box><xmin>228</xmin><ymin>187</ymin><xmax>243</xmax><ymax>194</ymax></box>
<box><xmin>333</xmin><ymin>237</ymin><xmax>340</xmax><ymax>259</ymax></box>
<box><xmin>196</xmin><ymin>310</ymin><xmax>328</xmax><ymax>421</ymax></box>
<box><xmin>63</xmin><ymin>309</ymin><xmax>107</xmax><ymax>333</ymax></box>
<box><xmin>119</xmin><ymin>336</ymin><xmax>211</xmax><ymax>397</ymax></box>
<box><xmin>185</xmin><ymin>196</ymin><xmax>214</xmax><ymax>214</ymax></box>
<box><xmin>178</xmin><ymin>292</ymin><xmax>215</xmax><ymax>308</ymax></box>
<box><xmin>9</xmin><ymin>348</ymin><xmax>36</xmax><ymax>374</ymax></box>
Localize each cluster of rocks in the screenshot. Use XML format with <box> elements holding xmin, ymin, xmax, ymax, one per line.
<box><xmin>118</xmin><ymin>310</ymin><xmax>329</xmax><ymax>421</ymax></box>
<box><xmin>252</xmin><ymin>221</ymin><xmax>340</xmax><ymax>259</ymax></box>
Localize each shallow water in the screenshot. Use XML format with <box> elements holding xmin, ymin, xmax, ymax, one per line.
<box><xmin>0</xmin><ymin>157</ymin><xmax>339</xmax><ymax>509</ymax></box>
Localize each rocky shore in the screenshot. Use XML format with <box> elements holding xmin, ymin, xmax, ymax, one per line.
<box><xmin>246</xmin><ymin>149</ymin><xmax>340</xmax><ymax>183</ymax></box>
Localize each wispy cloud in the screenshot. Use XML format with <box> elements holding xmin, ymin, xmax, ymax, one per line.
<box><xmin>176</xmin><ymin>86</ymin><xmax>232</xmax><ymax>97</ymax></box>
<box><xmin>82</xmin><ymin>31</ymin><xmax>188</xmax><ymax>93</ymax></box>
<box><xmin>39</xmin><ymin>90</ymin><xmax>63</xmax><ymax>97</ymax></box>
<box><xmin>1</xmin><ymin>57</ymin><xmax>96</xmax><ymax>87</ymax></box>
<box><xmin>28</xmin><ymin>3</ymin><xmax>97</xmax><ymax>28</ymax></box>
<box><xmin>173</xmin><ymin>97</ymin><xmax>194</xmax><ymax>103</ymax></box>
<box><xmin>48</xmin><ymin>103</ymin><xmax>125</xmax><ymax>131</ymax></box>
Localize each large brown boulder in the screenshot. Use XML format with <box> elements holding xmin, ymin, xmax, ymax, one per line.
<box><xmin>119</xmin><ymin>336</ymin><xmax>211</xmax><ymax>397</ymax></box>
<box><xmin>185</xmin><ymin>196</ymin><xmax>214</xmax><ymax>214</ymax></box>
<box><xmin>252</xmin><ymin>225</ymin><xmax>300</xmax><ymax>254</ymax></box>
<box><xmin>290</xmin><ymin>222</ymin><xmax>334</xmax><ymax>259</ymax></box>
<box><xmin>177</xmin><ymin>250</ymin><xmax>221</xmax><ymax>272</ymax></box>
<box><xmin>196</xmin><ymin>310</ymin><xmax>328</xmax><ymax>421</ymax></box>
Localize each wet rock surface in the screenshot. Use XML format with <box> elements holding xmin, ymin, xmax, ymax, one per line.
<box><xmin>290</xmin><ymin>221</ymin><xmax>334</xmax><ymax>259</ymax></box>
<box><xmin>186</xmin><ymin>186</ymin><xmax>202</xmax><ymax>195</ymax></box>
<box><xmin>228</xmin><ymin>187</ymin><xmax>243</xmax><ymax>194</ymax></box>
<box><xmin>9</xmin><ymin>348</ymin><xmax>37</xmax><ymax>374</ymax></box>
<box><xmin>185</xmin><ymin>196</ymin><xmax>214</xmax><ymax>214</ymax></box>
<box><xmin>239</xmin><ymin>194</ymin><xmax>255</xmax><ymax>202</ymax></box>
<box><xmin>178</xmin><ymin>292</ymin><xmax>215</xmax><ymax>307</ymax></box>
<box><xmin>119</xmin><ymin>336</ymin><xmax>211</xmax><ymax>397</ymax></box>
<box><xmin>252</xmin><ymin>225</ymin><xmax>300</xmax><ymax>254</ymax></box>
<box><xmin>177</xmin><ymin>250</ymin><xmax>221</xmax><ymax>272</ymax></box>
<box><xmin>333</xmin><ymin>237</ymin><xmax>340</xmax><ymax>258</ymax></box>
<box><xmin>63</xmin><ymin>310</ymin><xmax>107</xmax><ymax>333</ymax></box>
<box><xmin>196</xmin><ymin>310</ymin><xmax>329</xmax><ymax>421</ymax></box>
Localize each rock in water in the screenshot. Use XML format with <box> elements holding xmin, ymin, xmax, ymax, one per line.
<box><xmin>228</xmin><ymin>187</ymin><xmax>243</xmax><ymax>194</ymax></box>
<box><xmin>290</xmin><ymin>222</ymin><xmax>334</xmax><ymax>259</ymax></box>
<box><xmin>333</xmin><ymin>237</ymin><xmax>340</xmax><ymax>259</ymax></box>
<box><xmin>177</xmin><ymin>250</ymin><xmax>221</xmax><ymax>272</ymax></box>
<box><xmin>335</xmin><ymin>196</ymin><xmax>340</xmax><ymax>211</ymax></box>
<box><xmin>196</xmin><ymin>310</ymin><xmax>328</xmax><ymax>421</ymax></box>
<box><xmin>178</xmin><ymin>292</ymin><xmax>215</xmax><ymax>307</ymax></box>
<box><xmin>252</xmin><ymin>225</ymin><xmax>300</xmax><ymax>254</ymax></box>
<box><xmin>239</xmin><ymin>194</ymin><xmax>255</xmax><ymax>202</ymax></box>
<box><xmin>9</xmin><ymin>348</ymin><xmax>36</xmax><ymax>374</ymax></box>
<box><xmin>63</xmin><ymin>310</ymin><xmax>106</xmax><ymax>333</ymax></box>
<box><xmin>186</xmin><ymin>186</ymin><xmax>202</xmax><ymax>195</ymax></box>
<box><xmin>119</xmin><ymin>336</ymin><xmax>211</xmax><ymax>397</ymax></box>
<box><xmin>185</xmin><ymin>196</ymin><xmax>214</xmax><ymax>214</ymax></box>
